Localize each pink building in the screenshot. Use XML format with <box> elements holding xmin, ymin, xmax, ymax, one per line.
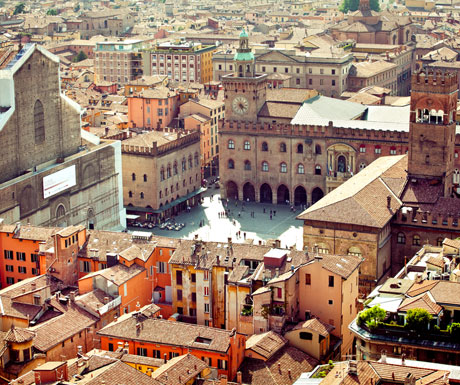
<box><xmin>128</xmin><ymin>87</ymin><xmax>179</xmax><ymax>130</ymax></box>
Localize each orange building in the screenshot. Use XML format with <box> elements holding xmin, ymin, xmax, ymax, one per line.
<box><xmin>127</xmin><ymin>87</ymin><xmax>179</xmax><ymax>130</ymax></box>
<box><xmin>184</xmin><ymin>113</ymin><xmax>212</xmax><ymax>176</ymax></box>
<box><xmin>97</xmin><ymin>315</ymin><xmax>246</xmax><ymax>380</ymax></box>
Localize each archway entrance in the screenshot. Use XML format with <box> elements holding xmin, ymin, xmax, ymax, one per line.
<box><xmin>294</xmin><ymin>186</ymin><xmax>307</xmax><ymax>206</ymax></box>
<box><xmin>260</xmin><ymin>183</ymin><xmax>273</xmax><ymax>203</ymax></box>
<box><xmin>312</xmin><ymin>187</ymin><xmax>324</xmax><ymax>204</ymax></box>
<box><xmin>277</xmin><ymin>185</ymin><xmax>290</xmax><ymax>204</ymax></box>
<box><xmin>226</xmin><ymin>181</ymin><xmax>238</xmax><ymax>200</ymax></box>
<box><xmin>243</xmin><ymin>182</ymin><xmax>255</xmax><ymax>201</ymax></box>
<box><xmin>337</xmin><ymin>155</ymin><xmax>346</xmax><ymax>173</ymax></box>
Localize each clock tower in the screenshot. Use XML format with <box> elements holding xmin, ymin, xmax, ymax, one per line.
<box><xmin>223</xmin><ymin>28</ymin><xmax>267</xmax><ymax>122</ymax></box>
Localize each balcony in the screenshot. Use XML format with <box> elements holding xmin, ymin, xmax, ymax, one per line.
<box><xmin>326</xmin><ymin>171</ymin><xmax>352</xmax><ymax>191</ymax></box>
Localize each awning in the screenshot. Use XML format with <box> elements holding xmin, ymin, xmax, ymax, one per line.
<box><xmin>126</xmin><ymin>214</ymin><xmax>140</xmax><ymax>220</ymax></box>
<box><xmin>367</xmin><ymin>296</ymin><xmax>402</xmax><ymax>313</ymax></box>
<box><xmin>124</xmin><ymin>187</ymin><xmax>207</xmax><ymax>214</ymax></box>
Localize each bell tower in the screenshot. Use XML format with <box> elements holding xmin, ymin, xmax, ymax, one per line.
<box><xmin>408</xmin><ymin>69</ymin><xmax>458</xmax><ymax>196</ymax></box>
<box><xmin>222</xmin><ymin>28</ymin><xmax>267</xmax><ymax>122</ymax></box>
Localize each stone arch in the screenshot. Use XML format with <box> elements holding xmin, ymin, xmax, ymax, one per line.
<box><xmin>277</xmin><ymin>184</ymin><xmax>289</xmax><ymax>204</ymax></box>
<box><xmin>243</xmin><ymin>182</ymin><xmax>255</xmax><ymax>201</ymax></box>
<box><xmin>226</xmin><ymin>181</ymin><xmax>238</xmax><ymax>200</ymax></box>
<box><xmin>82</xmin><ymin>164</ymin><xmax>96</xmax><ymax>187</ymax></box>
<box><xmin>87</xmin><ymin>208</ymin><xmax>96</xmax><ymax>230</ymax></box>
<box><xmin>55</xmin><ymin>203</ymin><xmax>68</xmax><ymax>227</ymax></box>
<box><xmin>312</xmin><ymin>187</ymin><xmax>324</xmax><ymax>204</ymax></box>
<box><xmin>260</xmin><ymin>183</ymin><xmax>272</xmax><ymax>203</ymax></box>
<box><xmin>19</xmin><ymin>185</ymin><xmax>36</xmax><ymax>217</ymax></box>
<box><xmin>294</xmin><ymin>185</ymin><xmax>307</xmax><ymax>206</ymax></box>
<box><xmin>34</xmin><ymin>100</ymin><xmax>45</xmax><ymax>144</ymax></box>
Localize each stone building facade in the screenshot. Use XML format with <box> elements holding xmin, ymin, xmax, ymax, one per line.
<box><xmin>0</xmin><ymin>44</ymin><xmax>125</xmax><ymax>230</ymax></box>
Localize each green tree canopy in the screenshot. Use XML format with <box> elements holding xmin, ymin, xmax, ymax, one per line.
<box><xmin>339</xmin><ymin>0</ymin><xmax>379</xmax><ymax>13</ymax></box>
<box><xmin>357</xmin><ymin>305</ymin><xmax>386</xmax><ymax>329</ymax></box>
<box><xmin>74</xmin><ymin>3</ymin><xmax>80</xmax><ymax>11</ymax></box>
<box><xmin>13</xmin><ymin>2</ymin><xmax>25</xmax><ymax>15</ymax></box>
<box><xmin>46</xmin><ymin>8</ymin><xmax>57</xmax><ymax>15</ymax></box>
<box><xmin>74</xmin><ymin>50</ymin><xmax>88</xmax><ymax>62</ymax></box>
<box><xmin>406</xmin><ymin>308</ymin><xmax>432</xmax><ymax>331</ymax></box>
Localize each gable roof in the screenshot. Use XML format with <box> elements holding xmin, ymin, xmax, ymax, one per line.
<box><xmin>398</xmin><ymin>293</ymin><xmax>442</xmax><ymax>315</ymax></box>
<box><xmin>245</xmin><ymin>331</ymin><xmax>287</xmax><ymax>360</ymax></box>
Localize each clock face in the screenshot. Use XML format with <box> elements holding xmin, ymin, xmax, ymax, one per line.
<box><xmin>232</xmin><ymin>95</ymin><xmax>249</xmax><ymax>115</ymax></box>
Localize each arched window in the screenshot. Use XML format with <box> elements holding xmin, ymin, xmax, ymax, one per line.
<box><xmin>167</xmin><ymin>164</ymin><xmax>171</xmax><ymax>178</ymax></box>
<box><xmin>390</xmin><ymin>146</ymin><xmax>397</xmax><ymax>155</ymax></box>
<box><xmin>128</xmin><ymin>191</ymin><xmax>133</xmax><ymax>198</ymax></box>
<box><xmin>397</xmin><ymin>232</ymin><xmax>406</xmax><ymax>244</ymax></box>
<box><xmin>228</xmin><ymin>139</ymin><xmax>235</xmax><ymax>149</ymax></box>
<box><xmin>194</xmin><ymin>152</ymin><xmax>199</xmax><ymax>166</ymax></box>
<box><xmin>280</xmin><ymin>162</ymin><xmax>287</xmax><ymax>173</ymax></box>
<box><xmin>244</xmin><ymin>160</ymin><xmax>251</xmax><ymax>170</ymax></box>
<box><xmin>244</xmin><ymin>140</ymin><xmax>251</xmax><ymax>150</ymax></box>
<box><xmin>317</xmin><ymin>243</ymin><xmax>329</xmax><ymax>254</ymax></box>
<box><xmin>298</xmin><ymin>164</ymin><xmax>305</xmax><ymax>174</ymax></box>
<box><xmin>56</xmin><ymin>204</ymin><xmax>66</xmax><ymax>218</ymax></box>
<box><xmin>375</xmin><ymin>145</ymin><xmax>382</xmax><ymax>154</ymax></box>
<box><xmin>182</xmin><ymin>158</ymin><xmax>186</xmax><ymax>171</ymax></box>
<box><xmin>315</xmin><ymin>144</ymin><xmax>321</xmax><ymax>154</ymax></box>
<box><xmin>140</xmin><ymin>192</ymin><xmax>144</xmax><ymax>199</ymax></box>
<box><xmin>359</xmin><ymin>144</ymin><xmax>366</xmax><ymax>153</ymax></box>
<box><xmin>359</xmin><ymin>162</ymin><xmax>366</xmax><ymax>170</ymax></box>
<box><xmin>315</xmin><ymin>165</ymin><xmax>321</xmax><ymax>175</ymax></box>
<box><xmin>188</xmin><ymin>155</ymin><xmax>193</xmax><ymax>168</ymax></box>
<box><xmin>413</xmin><ymin>235</ymin><xmax>421</xmax><ymax>246</ymax></box>
<box><xmin>132</xmin><ymin>173</ymin><xmax>136</xmax><ymax>181</ymax></box>
<box><xmin>262</xmin><ymin>161</ymin><xmax>269</xmax><ymax>172</ymax></box>
<box><xmin>280</xmin><ymin>143</ymin><xmax>287</xmax><ymax>152</ymax></box>
<box><xmin>228</xmin><ymin>159</ymin><xmax>235</xmax><ymax>169</ymax></box>
<box><xmin>348</xmin><ymin>246</ymin><xmax>362</xmax><ymax>257</ymax></box>
<box><xmin>437</xmin><ymin>237</ymin><xmax>444</xmax><ymax>247</ymax></box>
<box><xmin>297</xmin><ymin>144</ymin><xmax>303</xmax><ymax>154</ymax></box>
<box><xmin>159</xmin><ymin>191</ymin><xmax>162</xmax><ymax>199</ymax></box>
<box><xmin>34</xmin><ymin>100</ymin><xmax>45</xmax><ymax>144</ymax></box>
<box><xmin>261</xmin><ymin>142</ymin><xmax>268</xmax><ymax>152</ymax></box>
<box><xmin>160</xmin><ymin>168</ymin><xmax>165</xmax><ymax>181</ymax></box>
<box><xmin>173</xmin><ymin>162</ymin><xmax>178</xmax><ymax>175</ymax></box>
<box><xmin>143</xmin><ymin>174</ymin><xmax>147</xmax><ymax>182</ymax></box>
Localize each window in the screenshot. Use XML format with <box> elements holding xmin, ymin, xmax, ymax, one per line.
<box><xmin>244</xmin><ymin>141</ymin><xmax>251</xmax><ymax>150</ymax></box>
<box><xmin>82</xmin><ymin>261</ymin><xmax>91</xmax><ymax>273</ymax></box>
<box><xmin>177</xmin><ymin>289</ymin><xmax>183</xmax><ymax>301</ymax></box>
<box><xmin>204</xmin><ymin>286</ymin><xmax>209</xmax><ymax>296</ymax></box>
<box><xmin>413</xmin><ymin>235</ymin><xmax>421</xmax><ymax>246</ymax></box>
<box><xmin>5</xmin><ymin>265</ymin><xmax>13</xmax><ymax>272</ymax></box>
<box><xmin>176</xmin><ymin>271</ymin><xmax>183</xmax><ymax>285</ymax></box>
<box><xmin>34</xmin><ymin>100</ymin><xmax>45</xmax><ymax>144</ymax></box>
<box><xmin>359</xmin><ymin>162</ymin><xmax>366</xmax><ymax>170</ymax></box>
<box><xmin>4</xmin><ymin>250</ymin><xmax>13</xmax><ymax>260</ymax></box>
<box><xmin>328</xmin><ymin>299</ymin><xmax>333</xmax><ymax>305</ymax></box>
<box><xmin>143</xmin><ymin>174</ymin><xmax>147</xmax><ymax>182</ymax></box>
<box><xmin>160</xmin><ymin>168</ymin><xmax>165</xmax><ymax>181</ymax></box>
<box><xmin>204</xmin><ymin>270</ymin><xmax>209</xmax><ymax>280</ymax></box>
<box><xmin>31</xmin><ymin>253</ymin><xmax>38</xmax><ymax>262</ymax></box>
<box><xmin>191</xmin><ymin>273</ymin><xmax>196</xmax><ymax>283</ymax></box>
<box><xmin>108</xmin><ymin>343</ymin><xmax>114</xmax><ymax>352</ymax></box>
<box><xmin>297</xmin><ymin>144</ymin><xmax>303</xmax><ymax>153</ymax></box>
<box><xmin>262</xmin><ymin>161</ymin><xmax>269</xmax><ymax>172</ymax></box>
<box><xmin>309</xmin><ymin>79</ymin><xmax>312</xmax><ymax>85</ymax></box>
<box><xmin>332</xmin><ymin>69</ymin><xmax>336</xmax><ymax>75</ymax></box>
<box><xmin>332</xmin><ymin>79</ymin><xmax>336</xmax><ymax>86</ymax></box>
<box><xmin>18</xmin><ymin>266</ymin><xmax>26</xmax><ymax>274</ymax></box>
<box><xmin>360</xmin><ymin>145</ymin><xmax>366</xmax><ymax>153</ymax></box>
<box><xmin>157</xmin><ymin>261</ymin><xmax>166</xmax><ymax>273</ymax></box>
<box><xmin>261</xmin><ymin>142</ymin><xmax>268</xmax><ymax>151</ymax></box>
<box><xmin>297</xmin><ymin>164</ymin><xmax>305</xmax><ymax>174</ymax></box>
<box><xmin>276</xmin><ymin>287</ymin><xmax>282</xmax><ymax>298</ymax></box>
<box><xmin>16</xmin><ymin>252</ymin><xmax>26</xmax><ymax>261</ymax></box>
<box><xmin>204</xmin><ymin>303</ymin><xmax>210</xmax><ymax>313</ymax></box>
<box><xmin>140</xmin><ymin>192</ymin><xmax>144</xmax><ymax>199</ymax></box>
<box><xmin>228</xmin><ymin>139</ymin><xmax>235</xmax><ymax>149</ymax></box>
<box><xmin>280</xmin><ymin>162</ymin><xmax>287</xmax><ymax>173</ymax></box>
<box><xmin>375</xmin><ymin>146</ymin><xmax>382</xmax><ymax>154</ymax></box>
<box><xmin>315</xmin><ymin>165</ymin><xmax>321</xmax><ymax>175</ymax></box>
<box><xmin>315</xmin><ymin>144</ymin><xmax>321</xmax><ymax>154</ymax></box>
<box><xmin>137</xmin><ymin>348</ymin><xmax>147</xmax><ymax>356</ymax></box>
<box><xmin>299</xmin><ymin>332</ymin><xmax>313</xmax><ymax>340</ymax></box>
<box><xmin>280</xmin><ymin>143</ymin><xmax>287</xmax><ymax>152</ymax></box>
<box><xmin>348</xmin><ymin>247</ymin><xmax>362</xmax><ymax>257</ymax></box>
<box><xmin>132</xmin><ymin>173</ymin><xmax>136</xmax><ymax>181</ymax></box>
<box><xmin>6</xmin><ymin>277</ymin><xmax>14</xmax><ymax>285</ymax></box>
<box><xmin>390</xmin><ymin>147</ymin><xmax>397</xmax><ymax>155</ymax></box>
<box><xmin>244</xmin><ymin>160</ymin><xmax>251</xmax><ymax>170</ymax></box>
<box><xmin>228</xmin><ymin>159</ymin><xmax>235</xmax><ymax>169</ymax></box>
<box><xmin>437</xmin><ymin>237</ymin><xmax>444</xmax><ymax>247</ymax></box>
<box><xmin>328</xmin><ymin>275</ymin><xmax>334</xmax><ymax>287</ymax></box>
<box><xmin>129</xmin><ymin>191</ymin><xmax>133</xmax><ymax>198</ymax></box>
<box><xmin>153</xmin><ymin>349</ymin><xmax>161</xmax><ymax>358</ymax></box>
<box><xmin>167</xmin><ymin>165</ymin><xmax>172</xmax><ymax>178</ymax></box>
<box><xmin>296</xmin><ymin>78</ymin><xmax>301</xmax><ymax>85</ymax></box>
<box><xmin>182</xmin><ymin>159</ymin><xmax>186</xmax><ymax>172</ymax></box>
<box><xmin>218</xmin><ymin>359</ymin><xmax>228</xmax><ymax>370</ymax></box>
<box><xmin>397</xmin><ymin>232</ymin><xmax>406</xmax><ymax>244</ymax></box>
<box><xmin>305</xmin><ymin>273</ymin><xmax>311</xmax><ymax>285</ymax></box>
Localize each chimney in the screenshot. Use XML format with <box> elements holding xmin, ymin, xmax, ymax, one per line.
<box><xmin>275</xmin><ymin>239</ymin><xmax>281</xmax><ymax>248</ymax></box>
<box><xmin>237</xmin><ymin>371</ymin><xmax>242</xmax><ymax>384</ymax></box>
<box><xmin>216</xmin><ymin>255</ymin><xmax>220</xmax><ymax>264</ymax></box>
<box><xmin>77</xmin><ymin>346</ymin><xmax>82</xmax><ymax>354</ymax></box>
<box><xmin>278</xmin><ymin>362</ymin><xmax>282</xmax><ymax>373</ymax></box>
<box><xmin>387</xmin><ymin>196</ymin><xmax>391</xmax><ymax>208</ymax></box>
<box><xmin>69</xmin><ymin>291</ymin><xmax>75</xmax><ymax>302</ymax></box>
<box><xmin>381</xmin><ymin>350</ymin><xmax>387</xmax><ymax>363</ymax></box>
<box><xmin>123</xmin><ymin>342</ymin><xmax>129</xmax><ymax>353</ymax></box>
<box><xmin>401</xmin><ymin>353</ymin><xmax>406</xmax><ymax>366</ymax></box>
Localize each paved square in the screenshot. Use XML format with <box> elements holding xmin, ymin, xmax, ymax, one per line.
<box><xmin>131</xmin><ymin>188</ymin><xmax>304</xmax><ymax>249</ymax></box>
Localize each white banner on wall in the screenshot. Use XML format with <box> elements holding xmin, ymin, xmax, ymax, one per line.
<box><xmin>43</xmin><ymin>165</ymin><xmax>77</xmax><ymax>199</ymax></box>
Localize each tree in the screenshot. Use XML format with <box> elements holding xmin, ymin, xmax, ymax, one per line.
<box><xmin>74</xmin><ymin>3</ymin><xmax>80</xmax><ymax>11</ymax></box>
<box><xmin>370</xmin><ymin>0</ymin><xmax>380</xmax><ymax>11</ymax></box>
<box><xmin>339</xmin><ymin>0</ymin><xmax>359</xmax><ymax>13</ymax></box>
<box><xmin>405</xmin><ymin>308</ymin><xmax>432</xmax><ymax>332</ymax></box>
<box><xmin>74</xmin><ymin>50</ymin><xmax>87</xmax><ymax>62</ymax></box>
<box><xmin>46</xmin><ymin>8</ymin><xmax>57</xmax><ymax>15</ymax></box>
<box><xmin>357</xmin><ymin>305</ymin><xmax>386</xmax><ymax>329</ymax></box>
<box><xmin>13</xmin><ymin>2</ymin><xmax>25</xmax><ymax>15</ymax></box>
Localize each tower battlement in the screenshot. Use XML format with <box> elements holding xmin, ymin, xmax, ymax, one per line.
<box><xmin>411</xmin><ymin>69</ymin><xmax>458</xmax><ymax>94</ymax></box>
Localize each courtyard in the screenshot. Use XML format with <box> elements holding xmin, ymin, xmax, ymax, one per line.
<box><xmin>130</xmin><ymin>188</ymin><xmax>304</xmax><ymax>249</ymax></box>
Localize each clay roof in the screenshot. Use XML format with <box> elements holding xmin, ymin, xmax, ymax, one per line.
<box><xmin>351</xmin><ymin>60</ymin><xmax>397</xmax><ymax>78</ymax></box>
<box><xmin>81</xmin><ymin>263</ymin><xmax>145</xmax><ymax>286</ymax></box>
<box><xmin>266</xmin><ymin>88</ymin><xmax>317</xmax><ymax>103</ymax></box>
<box><xmin>398</xmin><ymin>293</ymin><xmax>443</xmax><ymax>315</ymax></box>
<box><xmin>239</xmin><ymin>345</ymin><xmax>318</xmax><ymax>385</ymax></box>
<box><xmin>429</xmin><ymin>281</ymin><xmax>460</xmax><ymax>306</ymax></box>
<box><xmin>258</xmin><ymin>102</ymin><xmax>300</xmax><ymax>119</ymax></box>
<box><xmin>75</xmin><ymin>289</ymin><xmax>116</xmax><ymax>315</ymax></box>
<box><xmin>120</xmin><ymin>353</ymin><xmax>163</xmax><ymax>367</ymax></box>
<box><xmin>97</xmin><ymin>317</ymin><xmax>237</xmax><ymax>354</ymax></box>
<box><xmin>297</xmin><ymin>155</ymin><xmax>407</xmax><ymax>228</ymax></box>
<box><xmin>245</xmin><ymin>331</ymin><xmax>287</xmax><ymax>360</ymax></box>
<box><xmin>119</xmin><ymin>244</ymin><xmax>155</xmax><ymax>262</ymax></box>
<box><xmin>426</xmin><ymin>256</ymin><xmax>445</xmax><ymax>268</ymax></box>
<box><xmin>406</xmin><ymin>280</ymin><xmax>438</xmax><ymax>297</ymax></box>
<box><xmin>122</xmin><ymin>130</ymin><xmax>180</xmax><ymax>148</ymax></box>
<box><xmin>295</xmin><ymin>318</ymin><xmax>335</xmax><ymax>336</ymax></box>
<box><xmin>4</xmin><ymin>326</ymin><xmax>36</xmax><ymax>343</ymax></box>
<box><xmin>138</xmin><ymin>87</ymin><xmax>175</xmax><ymax>99</ymax></box>
<box><xmin>151</xmin><ymin>353</ymin><xmax>208</xmax><ymax>384</ymax></box>
<box><xmin>442</xmin><ymin>238</ymin><xmax>460</xmax><ymax>250</ymax></box>
<box><xmin>85</xmin><ymin>361</ymin><xmax>161</xmax><ymax>385</ymax></box>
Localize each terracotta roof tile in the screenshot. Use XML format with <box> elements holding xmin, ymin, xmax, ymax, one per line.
<box><xmin>5</xmin><ymin>326</ymin><xmax>36</xmax><ymax>343</ymax></box>
<box><xmin>296</xmin><ymin>318</ymin><xmax>334</xmax><ymax>336</ymax></box>
<box><xmin>85</xmin><ymin>361</ymin><xmax>161</xmax><ymax>385</ymax></box>
<box><xmin>398</xmin><ymin>293</ymin><xmax>443</xmax><ymax>315</ymax></box>
<box><xmin>246</xmin><ymin>331</ymin><xmax>287</xmax><ymax>360</ymax></box>
<box><xmin>151</xmin><ymin>353</ymin><xmax>208</xmax><ymax>384</ymax></box>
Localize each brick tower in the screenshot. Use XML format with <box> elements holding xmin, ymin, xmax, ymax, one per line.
<box><xmin>408</xmin><ymin>69</ymin><xmax>458</xmax><ymax>196</ymax></box>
